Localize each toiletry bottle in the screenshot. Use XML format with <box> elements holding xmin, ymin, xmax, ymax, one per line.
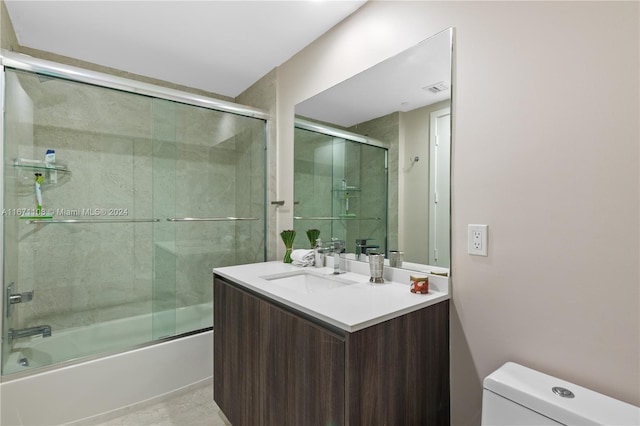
<box><xmin>34</xmin><ymin>173</ymin><xmax>44</xmax><ymax>214</ymax></box>
<box><xmin>345</xmin><ymin>192</ymin><xmax>350</xmax><ymax>215</ymax></box>
<box><xmin>45</xmin><ymin>149</ymin><xmax>57</xmax><ymax>183</ymax></box>
<box><xmin>314</xmin><ymin>238</ymin><xmax>324</xmax><ymax>268</ymax></box>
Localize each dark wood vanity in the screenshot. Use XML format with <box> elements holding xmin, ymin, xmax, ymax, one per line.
<box><xmin>214</xmin><ymin>275</ymin><xmax>450</xmax><ymax>426</ymax></box>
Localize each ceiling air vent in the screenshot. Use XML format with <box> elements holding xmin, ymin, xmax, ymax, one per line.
<box><xmin>423</xmin><ymin>82</ymin><xmax>449</xmax><ymax>93</ymax></box>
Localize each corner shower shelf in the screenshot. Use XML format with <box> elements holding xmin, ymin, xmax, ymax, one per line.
<box><xmin>12</xmin><ymin>158</ymin><xmax>71</xmax><ymax>188</ymax></box>
<box><xmin>13</xmin><ymin>158</ymin><xmax>70</xmax><ymax>173</ymax></box>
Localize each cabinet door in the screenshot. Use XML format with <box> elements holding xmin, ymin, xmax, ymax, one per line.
<box><xmin>261</xmin><ymin>302</ymin><xmax>345</xmax><ymax>426</ymax></box>
<box><xmin>345</xmin><ymin>300</ymin><xmax>450</xmax><ymax>426</ymax></box>
<box><xmin>214</xmin><ymin>277</ymin><xmax>264</xmax><ymax>425</ymax></box>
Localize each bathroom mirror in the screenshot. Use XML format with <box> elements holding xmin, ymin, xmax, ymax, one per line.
<box><xmin>294</xmin><ymin>28</ymin><xmax>453</xmax><ymax>271</ymax></box>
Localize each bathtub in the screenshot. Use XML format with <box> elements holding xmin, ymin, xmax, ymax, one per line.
<box><xmin>0</xmin><ymin>303</ymin><xmax>214</xmax><ymax>426</ymax></box>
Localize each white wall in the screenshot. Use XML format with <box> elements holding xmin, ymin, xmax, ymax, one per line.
<box><xmin>277</xmin><ymin>2</ymin><xmax>639</xmax><ymax>425</ymax></box>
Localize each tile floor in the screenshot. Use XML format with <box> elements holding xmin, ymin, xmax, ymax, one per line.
<box><xmin>75</xmin><ymin>379</ymin><xmax>230</xmax><ymax>426</ymax></box>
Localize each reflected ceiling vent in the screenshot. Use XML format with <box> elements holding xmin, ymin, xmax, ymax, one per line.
<box><xmin>423</xmin><ymin>82</ymin><xmax>449</xmax><ymax>93</ymax></box>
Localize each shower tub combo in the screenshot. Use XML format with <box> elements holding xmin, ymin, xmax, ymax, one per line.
<box><xmin>0</xmin><ymin>52</ymin><xmax>267</xmax><ymax>425</ymax></box>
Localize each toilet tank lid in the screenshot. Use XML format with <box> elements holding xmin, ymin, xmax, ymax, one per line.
<box><xmin>483</xmin><ymin>362</ymin><xmax>640</xmax><ymax>426</ymax></box>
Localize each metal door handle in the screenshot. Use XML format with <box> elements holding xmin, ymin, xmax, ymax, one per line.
<box><xmin>9</xmin><ymin>291</ymin><xmax>33</xmax><ymax>304</ymax></box>
<box><xmin>5</xmin><ymin>283</ymin><xmax>34</xmax><ymax>318</ymax></box>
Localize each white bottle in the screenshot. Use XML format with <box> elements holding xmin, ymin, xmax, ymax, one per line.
<box><xmin>44</xmin><ymin>149</ymin><xmax>57</xmax><ymax>183</ymax></box>
<box><xmin>314</xmin><ymin>238</ymin><xmax>324</xmax><ymax>268</ymax></box>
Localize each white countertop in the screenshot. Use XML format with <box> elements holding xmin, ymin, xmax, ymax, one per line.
<box><xmin>213</xmin><ymin>259</ymin><xmax>449</xmax><ymax>333</ymax></box>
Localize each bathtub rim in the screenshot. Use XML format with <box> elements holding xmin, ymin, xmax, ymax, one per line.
<box><xmin>0</xmin><ymin>328</ymin><xmax>214</xmax><ymax>425</ymax></box>
<box><xmin>1</xmin><ymin>326</ymin><xmax>212</xmax><ymax>382</ymax></box>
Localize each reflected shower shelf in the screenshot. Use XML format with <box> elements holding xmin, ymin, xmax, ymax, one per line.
<box><xmin>332</xmin><ymin>187</ymin><xmax>360</xmax><ymax>192</ymax></box>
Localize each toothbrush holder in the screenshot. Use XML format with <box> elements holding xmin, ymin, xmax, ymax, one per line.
<box><xmin>368</xmin><ymin>252</ymin><xmax>385</xmax><ymax>284</ymax></box>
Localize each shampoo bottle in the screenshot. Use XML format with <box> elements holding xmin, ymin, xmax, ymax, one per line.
<box><xmin>45</xmin><ymin>149</ymin><xmax>57</xmax><ymax>183</ymax></box>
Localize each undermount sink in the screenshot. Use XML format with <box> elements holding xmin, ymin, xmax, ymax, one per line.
<box><xmin>261</xmin><ymin>270</ymin><xmax>358</xmax><ymax>294</ymax></box>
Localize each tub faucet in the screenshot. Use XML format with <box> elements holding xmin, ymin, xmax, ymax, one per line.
<box><xmin>330</xmin><ymin>239</ymin><xmax>346</xmax><ymax>274</ymax></box>
<box><xmin>8</xmin><ymin>325</ymin><xmax>52</xmax><ymax>343</ymax></box>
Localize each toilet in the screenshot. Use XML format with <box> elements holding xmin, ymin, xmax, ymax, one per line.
<box><xmin>481</xmin><ymin>362</ymin><xmax>640</xmax><ymax>425</ymax></box>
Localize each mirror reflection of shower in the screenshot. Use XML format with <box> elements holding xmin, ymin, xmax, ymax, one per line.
<box><xmin>294</xmin><ymin>28</ymin><xmax>453</xmax><ymax>269</ymax></box>
<box><xmin>293</xmin><ymin>120</ymin><xmax>388</xmax><ymax>256</ymax></box>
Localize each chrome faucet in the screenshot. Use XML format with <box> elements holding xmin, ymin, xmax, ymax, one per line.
<box><xmin>355</xmin><ymin>238</ymin><xmax>380</xmax><ymax>261</ymax></box>
<box><xmin>8</xmin><ymin>325</ymin><xmax>52</xmax><ymax>343</ymax></box>
<box><xmin>330</xmin><ymin>239</ymin><xmax>346</xmax><ymax>274</ymax></box>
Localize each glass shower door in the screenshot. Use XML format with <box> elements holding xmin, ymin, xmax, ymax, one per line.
<box><xmin>150</xmin><ymin>97</ymin><xmax>266</xmax><ymax>340</ymax></box>
<box><xmin>1</xmin><ymin>69</ymin><xmax>157</xmax><ymax>374</ymax></box>
<box><xmin>1</xmin><ymin>66</ymin><xmax>266</xmax><ymax>375</ymax></box>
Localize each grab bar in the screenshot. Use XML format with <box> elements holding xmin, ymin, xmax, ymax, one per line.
<box><xmin>166</xmin><ymin>217</ymin><xmax>259</xmax><ymax>222</ymax></box>
<box><xmin>28</xmin><ymin>218</ymin><xmax>161</xmax><ymax>224</ymax></box>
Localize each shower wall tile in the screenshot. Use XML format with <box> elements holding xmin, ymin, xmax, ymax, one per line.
<box><xmin>293</xmin><ymin>128</ymin><xmax>334</xmax><ymax>247</ymax></box>
<box><xmin>133</xmin><ymin>137</ymin><xmax>153</xmax><ymax>219</ymax></box>
<box><xmin>19</xmin><ymin>75</ymin><xmax>152</xmax><ymax>139</ymax></box>
<box><xmin>12</xmin><ymin>71</ymin><xmax>155</xmax><ymax>331</ymax></box>
<box><xmin>235</xmin><ymin>69</ymin><xmax>275</xmax><ymax>260</ymax></box>
<box><xmin>234</xmin><ymin>125</ymin><xmax>266</xmax><ymax>262</ymax></box>
<box><xmin>348</xmin><ymin>112</ymin><xmax>399</xmax><ymax>251</ymax></box>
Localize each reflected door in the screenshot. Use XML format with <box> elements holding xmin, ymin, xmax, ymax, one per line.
<box><xmin>429</xmin><ymin>107</ymin><xmax>450</xmax><ymax>267</ymax></box>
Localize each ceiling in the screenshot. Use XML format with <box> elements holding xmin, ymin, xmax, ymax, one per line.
<box><xmin>296</xmin><ymin>28</ymin><xmax>452</xmax><ymax>128</ymax></box>
<box><xmin>4</xmin><ymin>0</ymin><xmax>366</xmax><ymax>98</ymax></box>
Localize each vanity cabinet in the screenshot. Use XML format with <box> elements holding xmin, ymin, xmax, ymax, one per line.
<box><xmin>214</xmin><ymin>275</ymin><xmax>450</xmax><ymax>426</ymax></box>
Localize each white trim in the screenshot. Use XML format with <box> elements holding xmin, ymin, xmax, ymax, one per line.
<box><xmin>0</xmin><ymin>50</ymin><xmax>268</xmax><ymax>120</ymax></box>
<box><xmin>0</xmin><ymin>67</ymin><xmax>4</xmax><ymax>336</ymax></box>
<box><xmin>294</xmin><ymin>118</ymin><xmax>387</xmax><ymax>148</ymax></box>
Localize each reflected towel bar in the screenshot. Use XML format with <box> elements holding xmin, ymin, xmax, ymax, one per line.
<box><xmin>166</xmin><ymin>217</ymin><xmax>259</xmax><ymax>222</ymax></box>
<box><xmin>293</xmin><ymin>216</ymin><xmax>381</xmax><ymax>220</ymax></box>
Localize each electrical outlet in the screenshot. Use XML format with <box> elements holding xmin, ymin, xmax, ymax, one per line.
<box><xmin>468</xmin><ymin>224</ymin><xmax>488</xmax><ymax>256</ymax></box>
